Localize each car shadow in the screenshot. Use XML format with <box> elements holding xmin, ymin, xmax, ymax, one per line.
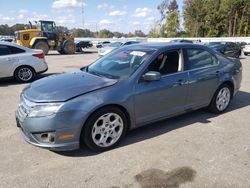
<box><xmin>0</xmin><ymin>73</ymin><xmax>59</xmax><ymax>87</ymax></box>
<box><xmin>55</xmin><ymin>90</ymin><xmax>250</xmax><ymax>157</ymax></box>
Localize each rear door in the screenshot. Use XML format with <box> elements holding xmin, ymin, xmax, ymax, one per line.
<box><xmin>183</xmin><ymin>48</ymin><xmax>220</xmax><ymax>108</ymax></box>
<box><xmin>0</xmin><ymin>45</ymin><xmax>23</xmax><ymax>78</ymax></box>
<box><xmin>0</xmin><ymin>45</ymin><xmax>14</xmax><ymax>78</ymax></box>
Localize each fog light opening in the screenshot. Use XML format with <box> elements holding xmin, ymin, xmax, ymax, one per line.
<box><xmin>39</xmin><ymin>132</ymin><xmax>55</xmax><ymax>143</ymax></box>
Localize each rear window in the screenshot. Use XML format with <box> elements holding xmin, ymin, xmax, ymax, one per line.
<box><xmin>0</xmin><ymin>45</ymin><xmax>11</xmax><ymax>56</ymax></box>
<box><xmin>185</xmin><ymin>48</ymin><xmax>218</xmax><ymax>70</ymax></box>
<box><xmin>9</xmin><ymin>46</ymin><xmax>25</xmax><ymax>54</ymax></box>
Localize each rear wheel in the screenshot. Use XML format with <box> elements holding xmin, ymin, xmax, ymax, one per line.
<box><xmin>33</xmin><ymin>41</ymin><xmax>49</xmax><ymax>55</ymax></box>
<box><xmin>208</xmin><ymin>84</ymin><xmax>232</xmax><ymax>114</ymax></box>
<box><xmin>244</xmin><ymin>52</ymin><xmax>248</xmax><ymax>56</ymax></box>
<box><xmin>14</xmin><ymin>66</ymin><xmax>35</xmax><ymax>83</ymax></box>
<box><xmin>82</xmin><ymin>107</ymin><xmax>128</xmax><ymax>151</ymax></box>
<box><xmin>63</xmin><ymin>40</ymin><xmax>76</xmax><ymax>54</ymax></box>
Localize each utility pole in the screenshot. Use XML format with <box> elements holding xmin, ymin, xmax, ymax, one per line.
<box><xmin>81</xmin><ymin>0</ymin><xmax>85</xmax><ymax>29</ymax></box>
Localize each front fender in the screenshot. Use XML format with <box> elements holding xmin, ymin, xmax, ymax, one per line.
<box><xmin>30</xmin><ymin>37</ymin><xmax>47</xmax><ymax>47</ymax></box>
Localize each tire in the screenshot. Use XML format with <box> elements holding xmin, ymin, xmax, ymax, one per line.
<box><xmin>14</xmin><ymin>66</ymin><xmax>35</xmax><ymax>83</ymax></box>
<box><xmin>33</xmin><ymin>41</ymin><xmax>49</xmax><ymax>55</ymax></box>
<box><xmin>82</xmin><ymin>107</ymin><xmax>128</xmax><ymax>152</ymax></box>
<box><xmin>244</xmin><ymin>52</ymin><xmax>248</xmax><ymax>56</ymax></box>
<box><xmin>208</xmin><ymin>84</ymin><xmax>232</xmax><ymax>114</ymax></box>
<box><xmin>63</xmin><ymin>40</ymin><xmax>76</xmax><ymax>54</ymax></box>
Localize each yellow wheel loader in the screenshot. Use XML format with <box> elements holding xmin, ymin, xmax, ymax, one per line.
<box><xmin>15</xmin><ymin>20</ymin><xmax>76</xmax><ymax>55</ymax></box>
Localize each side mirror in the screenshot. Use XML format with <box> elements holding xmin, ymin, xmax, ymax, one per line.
<box><xmin>143</xmin><ymin>71</ymin><xmax>161</xmax><ymax>81</ymax></box>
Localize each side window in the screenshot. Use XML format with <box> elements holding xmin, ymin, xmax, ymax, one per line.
<box><xmin>8</xmin><ymin>46</ymin><xmax>25</xmax><ymax>54</ymax></box>
<box><xmin>185</xmin><ymin>49</ymin><xmax>218</xmax><ymax>70</ymax></box>
<box><xmin>148</xmin><ymin>50</ymin><xmax>181</xmax><ymax>75</ymax></box>
<box><xmin>0</xmin><ymin>45</ymin><xmax>11</xmax><ymax>56</ymax></box>
<box><xmin>23</xmin><ymin>34</ymin><xmax>30</xmax><ymax>40</ymax></box>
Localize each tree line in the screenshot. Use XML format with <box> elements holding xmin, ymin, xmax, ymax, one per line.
<box><xmin>149</xmin><ymin>0</ymin><xmax>250</xmax><ymax>37</ymax></box>
<box><xmin>1</xmin><ymin>0</ymin><xmax>249</xmax><ymax>38</ymax></box>
<box><xmin>0</xmin><ymin>23</ymin><xmax>146</xmax><ymax>38</ymax></box>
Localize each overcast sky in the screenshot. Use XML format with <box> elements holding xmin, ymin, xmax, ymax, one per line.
<box><xmin>0</xmin><ymin>0</ymin><xmax>183</xmax><ymax>33</ymax></box>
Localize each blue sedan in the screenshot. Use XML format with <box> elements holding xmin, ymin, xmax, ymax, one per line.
<box><xmin>16</xmin><ymin>43</ymin><xmax>242</xmax><ymax>151</ymax></box>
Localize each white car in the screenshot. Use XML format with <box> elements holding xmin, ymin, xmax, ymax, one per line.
<box><xmin>243</xmin><ymin>44</ymin><xmax>250</xmax><ymax>56</ymax></box>
<box><xmin>0</xmin><ymin>41</ymin><xmax>48</xmax><ymax>82</ymax></box>
<box><xmin>98</xmin><ymin>42</ymin><xmax>123</xmax><ymax>56</ymax></box>
<box><xmin>98</xmin><ymin>41</ymin><xmax>140</xmax><ymax>56</ymax></box>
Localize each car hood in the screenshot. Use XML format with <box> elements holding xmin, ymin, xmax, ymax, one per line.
<box><xmin>23</xmin><ymin>71</ymin><xmax>117</xmax><ymax>102</ymax></box>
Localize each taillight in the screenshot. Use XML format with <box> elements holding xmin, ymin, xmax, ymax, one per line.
<box><xmin>32</xmin><ymin>53</ymin><xmax>45</xmax><ymax>59</ymax></box>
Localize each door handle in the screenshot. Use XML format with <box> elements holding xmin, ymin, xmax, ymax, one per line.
<box><xmin>210</xmin><ymin>71</ymin><xmax>220</xmax><ymax>76</ymax></box>
<box><xmin>215</xmin><ymin>70</ymin><xmax>220</xmax><ymax>75</ymax></box>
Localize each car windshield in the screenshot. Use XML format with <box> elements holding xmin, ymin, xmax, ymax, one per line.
<box><xmin>87</xmin><ymin>48</ymin><xmax>156</xmax><ymax>80</ymax></box>
<box><xmin>109</xmin><ymin>42</ymin><xmax>123</xmax><ymax>48</ymax></box>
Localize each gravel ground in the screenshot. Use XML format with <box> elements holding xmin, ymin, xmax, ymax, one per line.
<box><xmin>0</xmin><ymin>49</ymin><xmax>250</xmax><ymax>188</ymax></box>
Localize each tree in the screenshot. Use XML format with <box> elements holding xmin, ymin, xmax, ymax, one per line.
<box><xmin>148</xmin><ymin>21</ymin><xmax>161</xmax><ymax>38</ymax></box>
<box><xmin>157</xmin><ymin>0</ymin><xmax>169</xmax><ymax>23</ymax></box>
<box><xmin>163</xmin><ymin>0</ymin><xmax>180</xmax><ymax>37</ymax></box>
<box><xmin>73</xmin><ymin>28</ymin><xmax>94</xmax><ymax>37</ymax></box>
<box><xmin>183</xmin><ymin>0</ymin><xmax>250</xmax><ymax>37</ymax></box>
<box><xmin>134</xmin><ymin>30</ymin><xmax>146</xmax><ymax>37</ymax></box>
<box><xmin>165</xmin><ymin>10</ymin><xmax>180</xmax><ymax>37</ymax></box>
<box><xmin>98</xmin><ymin>29</ymin><xmax>114</xmax><ymax>38</ymax></box>
<box><xmin>183</xmin><ymin>0</ymin><xmax>207</xmax><ymax>37</ymax></box>
<box><xmin>168</xmin><ymin>0</ymin><xmax>178</xmax><ymax>11</ymax></box>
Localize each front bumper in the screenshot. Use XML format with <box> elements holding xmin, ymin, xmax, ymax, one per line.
<box><xmin>15</xmin><ymin>110</ymin><xmax>80</xmax><ymax>151</ymax></box>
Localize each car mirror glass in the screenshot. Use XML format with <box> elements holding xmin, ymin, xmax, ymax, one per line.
<box><xmin>143</xmin><ymin>71</ymin><xmax>161</xmax><ymax>81</ymax></box>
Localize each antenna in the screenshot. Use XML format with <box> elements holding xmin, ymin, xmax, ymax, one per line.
<box><xmin>81</xmin><ymin>0</ymin><xmax>85</xmax><ymax>29</ymax></box>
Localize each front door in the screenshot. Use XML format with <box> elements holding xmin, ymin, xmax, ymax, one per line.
<box><xmin>134</xmin><ymin>49</ymin><xmax>189</xmax><ymax>125</ymax></box>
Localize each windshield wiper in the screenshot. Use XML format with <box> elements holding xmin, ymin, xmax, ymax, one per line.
<box><xmin>88</xmin><ymin>69</ymin><xmax>119</xmax><ymax>79</ymax></box>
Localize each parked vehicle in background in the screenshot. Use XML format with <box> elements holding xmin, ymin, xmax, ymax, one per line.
<box><xmin>207</xmin><ymin>42</ymin><xmax>241</xmax><ymax>58</ymax></box>
<box><xmin>243</xmin><ymin>43</ymin><xmax>250</xmax><ymax>56</ymax></box>
<box><xmin>236</xmin><ymin>42</ymin><xmax>247</xmax><ymax>49</ymax></box>
<box><xmin>98</xmin><ymin>41</ymin><xmax>140</xmax><ymax>56</ymax></box>
<box><xmin>96</xmin><ymin>41</ymin><xmax>111</xmax><ymax>48</ymax></box>
<box><xmin>0</xmin><ymin>38</ymin><xmax>14</xmax><ymax>42</ymax></box>
<box><xmin>0</xmin><ymin>41</ymin><xmax>48</xmax><ymax>82</ymax></box>
<box><xmin>15</xmin><ymin>20</ymin><xmax>76</xmax><ymax>55</ymax></box>
<box><xmin>16</xmin><ymin>43</ymin><xmax>242</xmax><ymax>152</ymax></box>
<box><xmin>75</xmin><ymin>40</ymin><xmax>93</xmax><ymax>53</ymax></box>
<box><xmin>170</xmin><ymin>39</ymin><xmax>193</xmax><ymax>43</ymax></box>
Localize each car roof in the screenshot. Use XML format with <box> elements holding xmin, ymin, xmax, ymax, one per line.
<box><xmin>0</xmin><ymin>41</ymin><xmax>31</xmax><ymax>51</ymax></box>
<box><xmin>122</xmin><ymin>42</ymin><xmax>207</xmax><ymax>50</ymax></box>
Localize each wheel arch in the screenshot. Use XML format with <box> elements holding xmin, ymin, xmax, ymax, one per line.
<box><xmin>79</xmin><ymin>104</ymin><xmax>132</xmax><ymax>141</ymax></box>
<box><xmin>30</xmin><ymin>37</ymin><xmax>48</xmax><ymax>48</ymax></box>
<box><xmin>13</xmin><ymin>65</ymin><xmax>36</xmax><ymax>77</ymax></box>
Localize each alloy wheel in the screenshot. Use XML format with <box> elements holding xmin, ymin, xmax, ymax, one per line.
<box><xmin>91</xmin><ymin>113</ymin><xmax>124</xmax><ymax>147</ymax></box>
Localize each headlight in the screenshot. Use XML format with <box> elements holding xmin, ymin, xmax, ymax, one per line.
<box><xmin>28</xmin><ymin>103</ymin><xmax>63</xmax><ymax>117</ymax></box>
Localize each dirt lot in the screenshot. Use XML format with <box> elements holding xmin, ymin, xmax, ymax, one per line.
<box><xmin>0</xmin><ymin>49</ymin><xmax>250</xmax><ymax>188</ymax></box>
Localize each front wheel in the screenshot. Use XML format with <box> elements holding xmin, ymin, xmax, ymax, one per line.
<box><xmin>33</xmin><ymin>41</ymin><xmax>49</xmax><ymax>55</ymax></box>
<box><xmin>63</xmin><ymin>40</ymin><xmax>76</xmax><ymax>54</ymax></box>
<box><xmin>82</xmin><ymin>107</ymin><xmax>128</xmax><ymax>151</ymax></box>
<box><xmin>208</xmin><ymin>84</ymin><xmax>232</xmax><ymax>114</ymax></box>
<box><xmin>14</xmin><ymin>66</ymin><xmax>35</xmax><ymax>83</ymax></box>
